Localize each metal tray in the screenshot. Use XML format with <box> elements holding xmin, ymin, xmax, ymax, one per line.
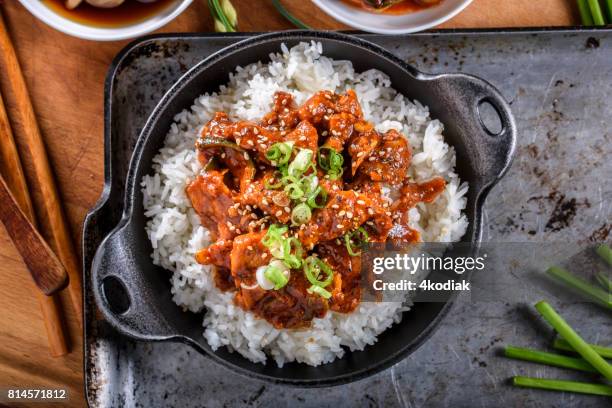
<box><xmin>83</xmin><ymin>29</ymin><xmax>612</xmax><ymax>407</ymax></box>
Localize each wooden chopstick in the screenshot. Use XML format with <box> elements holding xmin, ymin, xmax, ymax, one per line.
<box><xmin>0</xmin><ymin>10</ymin><xmax>83</xmax><ymax>327</ymax></box>
<box><xmin>0</xmin><ymin>89</ymin><xmax>69</xmax><ymax>357</ymax></box>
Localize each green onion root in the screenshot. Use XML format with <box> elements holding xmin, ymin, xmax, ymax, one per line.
<box><xmin>512</xmin><ymin>376</ymin><xmax>612</xmax><ymax>396</ymax></box>
<box><xmin>535</xmin><ymin>301</ymin><xmax>612</xmax><ymax>380</ymax></box>
<box><xmin>504</xmin><ymin>346</ymin><xmax>597</xmax><ymax>372</ymax></box>
<box><xmin>553</xmin><ymin>338</ymin><xmax>612</xmax><ymax>359</ymax></box>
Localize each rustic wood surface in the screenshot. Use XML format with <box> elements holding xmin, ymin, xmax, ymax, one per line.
<box><xmin>0</xmin><ymin>0</ymin><xmax>576</xmax><ymax>406</ymax></box>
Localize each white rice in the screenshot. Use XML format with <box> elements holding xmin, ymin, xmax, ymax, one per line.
<box><xmin>141</xmin><ymin>42</ymin><xmax>468</xmax><ymax>367</ymax></box>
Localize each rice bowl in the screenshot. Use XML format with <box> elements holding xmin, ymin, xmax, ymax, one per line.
<box><xmin>141</xmin><ymin>41</ymin><xmax>468</xmax><ymax>367</ymax></box>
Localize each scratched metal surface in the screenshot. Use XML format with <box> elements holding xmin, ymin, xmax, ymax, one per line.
<box><xmin>84</xmin><ymin>31</ymin><xmax>612</xmax><ymax>407</ymax></box>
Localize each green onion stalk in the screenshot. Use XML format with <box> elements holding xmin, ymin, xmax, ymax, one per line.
<box><xmin>535</xmin><ymin>301</ymin><xmax>612</xmax><ymax>380</ymax></box>
<box><xmin>271</xmin><ymin>0</ymin><xmax>311</xmax><ymax>29</ymax></box>
<box><xmin>512</xmin><ymin>376</ymin><xmax>612</xmax><ymax>396</ymax></box>
<box><xmin>208</xmin><ymin>0</ymin><xmax>238</xmax><ymax>32</ymax></box>
<box><xmin>553</xmin><ymin>338</ymin><xmax>612</xmax><ymax>359</ymax></box>
<box><xmin>587</xmin><ymin>0</ymin><xmax>606</xmax><ymax>25</ymax></box>
<box><xmin>596</xmin><ymin>272</ymin><xmax>612</xmax><ymax>292</ymax></box>
<box><xmin>546</xmin><ymin>266</ymin><xmax>611</xmax><ymax>308</ymax></box>
<box><xmin>596</xmin><ymin>244</ymin><xmax>612</xmax><ymax>266</ymax></box>
<box><xmin>577</xmin><ymin>0</ymin><xmax>595</xmax><ymax>25</ymax></box>
<box><xmin>504</xmin><ymin>346</ymin><xmax>597</xmax><ymax>373</ymax></box>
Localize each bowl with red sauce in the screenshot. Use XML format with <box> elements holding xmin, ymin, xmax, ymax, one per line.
<box><xmin>17</xmin><ymin>0</ymin><xmax>192</xmax><ymax>41</ymax></box>
<box><xmin>313</xmin><ymin>0</ymin><xmax>474</xmax><ymax>34</ymax></box>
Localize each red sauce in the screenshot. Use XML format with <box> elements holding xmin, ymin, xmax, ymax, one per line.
<box><xmin>343</xmin><ymin>0</ymin><xmax>440</xmax><ymax>15</ymax></box>
<box><xmin>41</xmin><ymin>0</ymin><xmax>176</xmax><ymax>28</ymax></box>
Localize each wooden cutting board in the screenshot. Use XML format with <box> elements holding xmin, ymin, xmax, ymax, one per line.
<box><xmin>0</xmin><ymin>0</ymin><xmax>575</xmax><ymax>406</ymax></box>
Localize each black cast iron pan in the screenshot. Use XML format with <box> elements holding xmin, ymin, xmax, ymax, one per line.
<box><xmin>91</xmin><ymin>30</ymin><xmax>516</xmax><ymax>386</ymax></box>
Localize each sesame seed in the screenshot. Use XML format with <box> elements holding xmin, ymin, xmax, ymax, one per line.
<box><xmin>253</xmin><ymin>127</ymin><xmax>259</xmax><ymax>135</ymax></box>
<box><xmin>247</xmin><ymin>245</ymin><xmax>253</xmax><ymax>251</ymax></box>
<box><xmin>331</xmin><ymin>204</ymin><xmax>339</xmax><ymax>209</ymax></box>
<box><xmin>338</xmin><ymin>210</ymin><xmax>346</xmax><ymax>216</ymax></box>
<box><xmin>275</xmin><ymin>210</ymin><xmax>282</xmax><ymax>217</ymax></box>
<box><xmin>357</xmin><ymin>152</ymin><xmax>364</xmax><ymax>157</ymax></box>
<box><xmin>243</xmin><ymin>152</ymin><xmax>250</xmax><ymax>160</ymax></box>
<box><xmin>247</xmin><ymin>140</ymin><xmax>254</xmax><ymax>146</ymax></box>
<box><xmin>367</xmin><ymin>208</ymin><xmax>374</xmax><ymax>215</ymax></box>
<box><xmin>357</xmin><ymin>200</ymin><xmax>365</xmax><ymax>205</ymax></box>
<box><xmin>262</xmin><ymin>198</ymin><xmax>269</xmax><ymax>205</ymax></box>
<box><xmin>346</xmin><ymin>212</ymin><xmax>353</xmax><ymax>219</ymax></box>
<box><xmin>262</xmin><ymin>252</ymin><xmax>268</xmax><ymax>259</ymax></box>
<box><xmin>284</xmin><ymin>206</ymin><xmax>291</xmax><ymax>213</ymax></box>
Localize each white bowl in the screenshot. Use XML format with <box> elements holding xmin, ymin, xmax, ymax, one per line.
<box><xmin>312</xmin><ymin>0</ymin><xmax>473</xmax><ymax>34</ymax></box>
<box><xmin>17</xmin><ymin>0</ymin><xmax>192</xmax><ymax>41</ymax></box>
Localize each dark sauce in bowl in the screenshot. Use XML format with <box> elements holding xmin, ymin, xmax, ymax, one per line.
<box><xmin>42</xmin><ymin>0</ymin><xmax>178</xmax><ymax>28</ymax></box>
<box><xmin>343</xmin><ymin>0</ymin><xmax>440</xmax><ymax>15</ymax></box>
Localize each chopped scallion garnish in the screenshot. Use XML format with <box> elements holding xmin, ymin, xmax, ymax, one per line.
<box><xmin>306</xmin><ymin>185</ymin><xmax>327</xmax><ymax>208</ymax></box>
<box><xmin>307</xmin><ymin>284</ymin><xmax>332</xmax><ymax>299</ymax></box>
<box><xmin>265</xmin><ymin>142</ymin><xmax>294</xmax><ymax>166</ymax></box>
<box><xmin>318</xmin><ymin>147</ymin><xmax>344</xmax><ymax>180</ymax></box>
<box><xmin>264</xmin><ymin>261</ymin><xmax>290</xmax><ymax>290</ymax></box>
<box><xmin>344</xmin><ymin>227</ymin><xmax>370</xmax><ymax>256</ymax></box>
<box><xmin>303</xmin><ymin>256</ymin><xmax>334</xmax><ymax>288</ymax></box>
<box><xmin>287</xmin><ymin>148</ymin><xmax>314</xmax><ymax>178</ymax></box>
<box><xmin>291</xmin><ymin>203</ymin><xmax>312</xmax><ymax>226</ymax></box>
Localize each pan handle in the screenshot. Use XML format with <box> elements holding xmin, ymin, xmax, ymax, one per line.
<box><xmin>91</xmin><ymin>224</ymin><xmax>180</xmax><ymax>341</ymax></box>
<box><xmin>439</xmin><ymin>73</ymin><xmax>517</xmax><ymax>186</ymax></box>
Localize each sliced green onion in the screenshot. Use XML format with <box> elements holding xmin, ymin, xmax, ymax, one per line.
<box><xmin>535</xmin><ymin>300</ymin><xmax>612</xmax><ymax>380</ymax></box>
<box><xmin>307</xmin><ymin>186</ymin><xmax>327</xmax><ymax>209</ymax></box>
<box><xmin>303</xmin><ymin>256</ymin><xmax>334</xmax><ymax>287</ymax></box>
<box><xmin>299</xmin><ymin>174</ymin><xmax>319</xmax><ymax>196</ymax></box>
<box><xmin>344</xmin><ymin>227</ymin><xmax>370</xmax><ymax>256</ymax></box>
<box><xmin>262</xmin><ymin>224</ymin><xmax>288</xmax><ymax>258</ymax></box>
<box><xmin>287</xmin><ymin>148</ymin><xmax>313</xmax><ymax>178</ymax></box>
<box><xmin>291</xmin><ymin>203</ymin><xmax>311</xmax><ymax>226</ymax></box>
<box><xmin>282</xmin><ymin>237</ymin><xmax>303</xmax><ymax>268</ymax></box>
<box><xmin>318</xmin><ymin>147</ymin><xmax>344</xmax><ymax>180</ymax></box>
<box><xmin>344</xmin><ymin>234</ymin><xmax>360</xmax><ymax>257</ymax></box>
<box><xmin>264</xmin><ymin>263</ymin><xmax>289</xmax><ymax>290</ymax></box>
<box><xmin>262</xmin><ymin>225</ymin><xmax>303</xmax><ymax>268</ymax></box>
<box><xmin>307</xmin><ymin>284</ymin><xmax>332</xmax><ymax>299</ymax></box>
<box><xmin>264</xmin><ymin>175</ymin><xmax>283</xmax><ymax>190</ymax></box>
<box><xmin>284</xmin><ymin>182</ymin><xmax>304</xmax><ymax>199</ymax></box>
<box><xmin>266</xmin><ymin>142</ymin><xmax>294</xmax><ymax>166</ymax></box>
